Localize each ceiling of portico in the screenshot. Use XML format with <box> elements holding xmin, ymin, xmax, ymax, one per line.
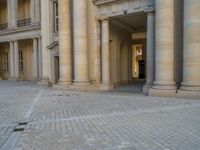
<box><xmin>110</xmin><ymin>13</ymin><xmax>147</xmax><ymax>32</ymax></box>
<box><xmin>0</xmin><ymin>0</ymin><xmax>6</xmax><ymax>4</ymax></box>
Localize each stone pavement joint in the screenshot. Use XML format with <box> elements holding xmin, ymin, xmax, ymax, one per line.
<box><xmin>1</xmin><ymin>86</ymin><xmax>43</xmax><ymax>150</ymax></box>
<box><xmin>0</xmin><ymin>81</ymin><xmax>200</xmax><ymax>150</ymax></box>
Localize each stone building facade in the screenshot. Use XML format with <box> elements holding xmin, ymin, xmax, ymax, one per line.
<box><xmin>0</xmin><ymin>0</ymin><xmax>200</xmax><ymax>99</ymax></box>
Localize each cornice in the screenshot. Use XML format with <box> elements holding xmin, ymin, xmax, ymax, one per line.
<box><xmin>0</xmin><ymin>24</ymin><xmax>41</xmax><ymax>36</ymax></box>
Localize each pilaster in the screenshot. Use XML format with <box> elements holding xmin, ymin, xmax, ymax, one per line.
<box><xmin>9</xmin><ymin>41</ymin><xmax>15</xmax><ymax>80</ymax></box>
<box><xmin>33</xmin><ymin>38</ymin><xmax>38</xmax><ymax>80</ymax></box>
<box><xmin>14</xmin><ymin>40</ymin><xmax>19</xmax><ymax>80</ymax></box>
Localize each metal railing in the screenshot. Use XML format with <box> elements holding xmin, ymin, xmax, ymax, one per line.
<box><xmin>17</xmin><ymin>18</ymin><xmax>32</xmax><ymax>27</ymax></box>
<box><xmin>0</xmin><ymin>23</ymin><xmax>8</xmax><ymax>31</ymax></box>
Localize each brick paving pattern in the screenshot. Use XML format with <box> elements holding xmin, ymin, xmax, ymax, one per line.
<box><xmin>0</xmin><ymin>81</ymin><xmax>200</xmax><ymax>150</ymax></box>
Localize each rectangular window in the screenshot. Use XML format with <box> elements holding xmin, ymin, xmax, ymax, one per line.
<box><xmin>2</xmin><ymin>52</ymin><xmax>8</xmax><ymax>71</ymax></box>
<box><xmin>54</xmin><ymin>1</ymin><xmax>59</xmax><ymax>32</ymax></box>
<box><xmin>19</xmin><ymin>51</ymin><xmax>23</xmax><ymax>71</ymax></box>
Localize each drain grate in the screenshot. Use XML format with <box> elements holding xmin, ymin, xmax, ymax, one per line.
<box><xmin>13</xmin><ymin>122</ymin><xmax>28</xmax><ymax>132</ymax></box>
<box><xmin>18</xmin><ymin>122</ymin><xmax>27</xmax><ymax>126</ymax></box>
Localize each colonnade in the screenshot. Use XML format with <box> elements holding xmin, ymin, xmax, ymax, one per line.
<box><xmin>149</xmin><ymin>0</ymin><xmax>200</xmax><ymax>96</ymax></box>
<box><xmin>58</xmin><ymin>0</ymin><xmax>111</xmax><ymax>87</ymax></box>
<box><xmin>58</xmin><ymin>0</ymin><xmax>200</xmax><ymax>96</ymax></box>
<box><xmin>7</xmin><ymin>0</ymin><xmax>40</xmax><ymax>28</ymax></box>
<box><xmin>181</xmin><ymin>0</ymin><xmax>200</xmax><ymax>91</ymax></box>
<box><xmin>8</xmin><ymin>38</ymin><xmax>41</xmax><ymax>80</ymax></box>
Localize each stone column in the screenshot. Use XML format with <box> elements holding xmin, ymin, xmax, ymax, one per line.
<box><xmin>143</xmin><ymin>12</ymin><xmax>155</xmax><ymax>94</ymax></box>
<box><xmin>128</xmin><ymin>41</ymin><xmax>132</xmax><ymax>82</ymax></box>
<box><xmin>94</xmin><ymin>20</ymin><xmax>101</xmax><ymax>84</ymax></box>
<box><xmin>73</xmin><ymin>0</ymin><xmax>89</xmax><ymax>85</ymax></box>
<box><xmin>33</xmin><ymin>38</ymin><xmax>38</xmax><ymax>80</ymax></box>
<box><xmin>180</xmin><ymin>0</ymin><xmax>200</xmax><ymax>91</ymax></box>
<box><xmin>101</xmin><ymin>19</ymin><xmax>110</xmax><ymax>84</ymax></box>
<box><xmin>14</xmin><ymin>40</ymin><xmax>19</xmax><ymax>80</ymax></box>
<box><xmin>38</xmin><ymin>37</ymin><xmax>42</xmax><ymax>79</ymax></box>
<box><xmin>7</xmin><ymin>0</ymin><xmax>18</xmax><ymax>28</ymax></box>
<box><xmin>39</xmin><ymin>0</ymin><xmax>51</xmax><ymax>85</ymax></box>
<box><xmin>152</xmin><ymin>0</ymin><xmax>176</xmax><ymax>90</ymax></box>
<box><xmin>58</xmin><ymin>0</ymin><xmax>72</xmax><ymax>85</ymax></box>
<box><xmin>9</xmin><ymin>41</ymin><xmax>15</xmax><ymax>79</ymax></box>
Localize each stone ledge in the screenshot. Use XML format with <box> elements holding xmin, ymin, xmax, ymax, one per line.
<box><xmin>149</xmin><ymin>88</ymin><xmax>200</xmax><ymax>100</ymax></box>
<box><xmin>177</xmin><ymin>90</ymin><xmax>200</xmax><ymax>100</ymax></box>
<box><xmin>37</xmin><ymin>80</ymin><xmax>50</xmax><ymax>87</ymax></box>
<box><xmin>53</xmin><ymin>84</ymin><xmax>114</xmax><ymax>91</ymax></box>
<box><xmin>143</xmin><ymin>84</ymin><xmax>151</xmax><ymax>95</ymax></box>
<box><xmin>149</xmin><ymin>88</ymin><xmax>177</xmax><ymax>98</ymax></box>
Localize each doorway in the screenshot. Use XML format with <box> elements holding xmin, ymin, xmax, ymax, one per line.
<box><xmin>139</xmin><ymin>60</ymin><xmax>145</xmax><ymax>79</ymax></box>
<box><xmin>109</xmin><ymin>13</ymin><xmax>147</xmax><ymax>92</ymax></box>
<box><xmin>54</xmin><ymin>56</ymin><xmax>59</xmax><ymax>84</ymax></box>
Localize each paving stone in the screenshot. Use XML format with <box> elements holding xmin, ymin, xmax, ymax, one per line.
<box><xmin>1</xmin><ymin>81</ymin><xmax>200</xmax><ymax>150</ymax></box>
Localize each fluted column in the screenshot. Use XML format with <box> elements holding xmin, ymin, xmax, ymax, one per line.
<box><xmin>14</xmin><ymin>40</ymin><xmax>19</xmax><ymax>80</ymax></box>
<box><xmin>181</xmin><ymin>0</ymin><xmax>200</xmax><ymax>90</ymax></box>
<box><xmin>7</xmin><ymin>0</ymin><xmax>18</xmax><ymax>28</ymax></box>
<box><xmin>101</xmin><ymin>19</ymin><xmax>110</xmax><ymax>84</ymax></box>
<box><xmin>9</xmin><ymin>41</ymin><xmax>15</xmax><ymax>79</ymax></box>
<box><xmin>152</xmin><ymin>0</ymin><xmax>176</xmax><ymax>90</ymax></box>
<box><xmin>73</xmin><ymin>0</ymin><xmax>89</xmax><ymax>85</ymax></box>
<box><xmin>143</xmin><ymin>12</ymin><xmax>155</xmax><ymax>93</ymax></box>
<box><xmin>33</xmin><ymin>38</ymin><xmax>38</xmax><ymax>80</ymax></box>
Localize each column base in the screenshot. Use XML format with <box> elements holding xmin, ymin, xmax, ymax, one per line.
<box><xmin>152</xmin><ymin>81</ymin><xmax>177</xmax><ymax>90</ymax></box>
<box><xmin>177</xmin><ymin>90</ymin><xmax>200</xmax><ymax>99</ymax></box>
<box><xmin>53</xmin><ymin>84</ymin><xmax>100</xmax><ymax>91</ymax></box>
<box><xmin>143</xmin><ymin>84</ymin><xmax>152</xmax><ymax>95</ymax></box>
<box><xmin>180</xmin><ymin>82</ymin><xmax>200</xmax><ymax>91</ymax></box>
<box><xmin>57</xmin><ymin>80</ymin><xmax>72</xmax><ymax>85</ymax></box>
<box><xmin>99</xmin><ymin>83</ymin><xmax>114</xmax><ymax>90</ymax></box>
<box><xmin>37</xmin><ymin>78</ymin><xmax>50</xmax><ymax>87</ymax></box>
<box><xmin>10</xmin><ymin>78</ymin><xmax>20</xmax><ymax>81</ymax></box>
<box><xmin>149</xmin><ymin>81</ymin><xmax>177</xmax><ymax>97</ymax></box>
<box><xmin>33</xmin><ymin>77</ymin><xmax>40</xmax><ymax>82</ymax></box>
<box><xmin>8</xmin><ymin>78</ymin><xmax>15</xmax><ymax>81</ymax></box>
<box><xmin>73</xmin><ymin>80</ymin><xmax>90</xmax><ymax>86</ymax></box>
<box><xmin>149</xmin><ymin>88</ymin><xmax>177</xmax><ymax>97</ymax></box>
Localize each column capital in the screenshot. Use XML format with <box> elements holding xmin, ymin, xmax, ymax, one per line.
<box><xmin>98</xmin><ymin>16</ymin><xmax>109</xmax><ymax>22</ymax></box>
<box><xmin>144</xmin><ymin>8</ymin><xmax>155</xmax><ymax>14</ymax></box>
<box><xmin>32</xmin><ymin>37</ymin><xmax>38</xmax><ymax>40</ymax></box>
<box><xmin>146</xmin><ymin>11</ymin><xmax>155</xmax><ymax>15</ymax></box>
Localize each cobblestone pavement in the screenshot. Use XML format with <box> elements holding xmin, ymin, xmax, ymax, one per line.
<box><xmin>0</xmin><ymin>81</ymin><xmax>42</xmax><ymax>148</ymax></box>
<box><xmin>0</xmin><ymin>81</ymin><xmax>200</xmax><ymax>150</ymax></box>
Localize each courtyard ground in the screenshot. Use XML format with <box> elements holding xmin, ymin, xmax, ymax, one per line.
<box><xmin>0</xmin><ymin>81</ymin><xmax>200</xmax><ymax>150</ymax></box>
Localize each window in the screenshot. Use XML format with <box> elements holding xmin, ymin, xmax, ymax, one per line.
<box><xmin>19</xmin><ymin>51</ymin><xmax>23</xmax><ymax>71</ymax></box>
<box><xmin>2</xmin><ymin>52</ymin><xmax>8</xmax><ymax>71</ymax></box>
<box><xmin>54</xmin><ymin>1</ymin><xmax>59</xmax><ymax>32</ymax></box>
<box><xmin>136</xmin><ymin>45</ymin><xmax>142</xmax><ymax>56</ymax></box>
